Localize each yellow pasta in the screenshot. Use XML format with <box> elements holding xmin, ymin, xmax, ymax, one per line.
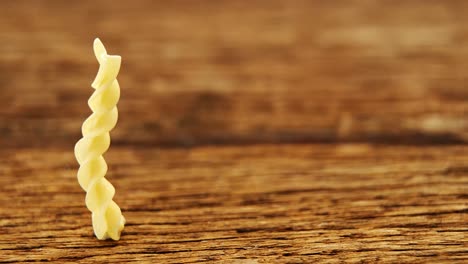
<box><xmin>74</xmin><ymin>38</ymin><xmax>125</xmax><ymax>240</ymax></box>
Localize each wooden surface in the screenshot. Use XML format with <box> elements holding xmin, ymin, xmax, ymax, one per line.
<box><xmin>0</xmin><ymin>0</ymin><xmax>467</xmax><ymax>263</ymax></box>
<box><xmin>1</xmin><ymin>145</ymin><xmax>467</xmax><ymax>263</ymax></box>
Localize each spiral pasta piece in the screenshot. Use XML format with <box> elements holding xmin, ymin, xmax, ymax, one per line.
<box><xmin>74</xmin><ymin>38</ymin><xmax>125</xmax><ymax>240</ymax></box>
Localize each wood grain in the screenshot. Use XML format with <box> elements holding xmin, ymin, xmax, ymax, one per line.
<box><xmin>0</xmin><ymin>144</ymin><xmax>467</xmax><ymax>263</ymax></box>
<box><xmin>1</xmin><ymin>0</ymin><xmax>468</xmax><ymax>148</ymax></box>
<box><xmin>0</xmin><ymin>0</ymin><xmax>467</xmax><ymax>263</ymax></box>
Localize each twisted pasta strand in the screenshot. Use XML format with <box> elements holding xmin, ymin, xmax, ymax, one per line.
<box><xmin>75</xmin><ymin>38</ymin><xmax>125</xmax><ymax>240</ymax></box>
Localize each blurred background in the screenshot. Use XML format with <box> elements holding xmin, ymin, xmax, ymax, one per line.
<box><xmin>1</xmin><ymin>0</ymin><xmax>467</xmax><ymax>149</ymax></box>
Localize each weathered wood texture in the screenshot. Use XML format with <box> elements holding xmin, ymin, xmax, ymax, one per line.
<box><xmin>0</xmin><ymin>0</ymin><xmax>467</xmax><ymax>263</ymax></box>
<box><xmin>1</xmin><ymin>145</ymin><xmax>467</xmax><ymax>263</ymax></box>
<box><xmin>1</xmin><ymin>0</ymin><xmax>468</xmax><ymax>148</ymax></box>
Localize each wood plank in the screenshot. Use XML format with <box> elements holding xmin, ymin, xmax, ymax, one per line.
<box><xmin>0</xmin><ymin>1</ymin><xmax>467</xmax><ymax>262</ymax></box>
<box><xmin>1</xmin><ymin>0</ymin><xmax>468</xmax><ymax>148</ymax></box>
<box><xmin>0</xmin><ymin>144</ymin><xmax>466</xmax><ymax>262</ymax></box>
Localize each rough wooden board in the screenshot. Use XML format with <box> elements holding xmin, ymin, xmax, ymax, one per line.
<box><xmin>1</xmin><ymin>0</ymin><xmax>467</xmax><ymax>263</ymax></box>
<box><xmin>1</xmin><ymin>0</ymin><xmax>468</xmax><ymax>148</ymax></box>
<box><xmin>0</xmin><ymin>144</ymin><xmax>466</xmax><ymax>263</ymax></box>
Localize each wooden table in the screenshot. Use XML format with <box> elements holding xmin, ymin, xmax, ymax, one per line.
<box><xmin>0</xmin><ymin>1</ymin><xmax>467</xmax><ymax>263</ymax></box>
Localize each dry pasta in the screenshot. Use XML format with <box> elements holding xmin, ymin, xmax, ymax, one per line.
<box><xmin>74</xmin><ymin>38</ymin><xmax>125</xmax><ymax>240</ymax></box>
